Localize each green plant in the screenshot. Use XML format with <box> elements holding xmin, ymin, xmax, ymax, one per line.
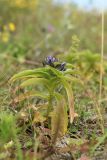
<box><xmin>10</xmin><ymin>57</ymin><xmax>79</xmax><ymax>137</ymax></box>
<box><xmin>60</xmin><ymin>50</ymin><xmax>107</xmax><ymax>83</ymax></box>
<box><xmin>0</xmin><ymin>111</ymin><xmax>22</xmax><ymax>160</ymax></box>
<box><xmin>0</xmin><ymin>111</ymin><xmax>17</xmax><ymax>145</ymax></box>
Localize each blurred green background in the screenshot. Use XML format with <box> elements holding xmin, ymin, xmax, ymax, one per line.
<box><xmin>0</xmin><ymin>0</ymin><xmax>106</xmax><ymax>62</ymax></box>
<box><xmin>0</xmin><ymin>1</ymin><xmax>107</xmax><ymax>160</ymax></box>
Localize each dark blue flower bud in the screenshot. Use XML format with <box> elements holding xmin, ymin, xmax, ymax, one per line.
<box><xmin>60</xmin><ymin>62</ymin><xmax>66</xmax><ymax>71</ymax></box>
<box><xmin>43</xmin><ymin>56</ymin><xmax>66</xmax><ymax>71</ymax></box>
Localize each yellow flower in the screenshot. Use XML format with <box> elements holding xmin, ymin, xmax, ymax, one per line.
<box><xmin>2</xmin><ymin>32</ymin><xmax>10</xmax><ymax>43</ymax></box>
<box><xmin>10</xmin><ymin>0</ymin><xmax>39</xmax><ymax>9</ymax></box>
<box><xmin>9</xmin><ymin>23</ymin><xmax>16</xmax><ymax>32</ymax></box>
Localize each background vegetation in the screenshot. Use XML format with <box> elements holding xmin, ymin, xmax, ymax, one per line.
<box><xmin>0</xmin><ymin>0</ymin><xmax>107</xmax><ymax>160</ymax></box>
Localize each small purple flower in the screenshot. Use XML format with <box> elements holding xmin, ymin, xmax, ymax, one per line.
<box><xmin>46</xmin><ymin>56</ymin><xmax>58</xmax><ymax>63</ymax></box>
<box><xmin>43</xmin><ymin>56</ymin><xmax>58</xmax><ymax>67</ymax></box>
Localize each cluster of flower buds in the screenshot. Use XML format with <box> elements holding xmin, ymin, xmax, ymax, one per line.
<box><xmin>43</xmin><ymin>56</ymin><xmax>66</xmax><ymax>71</ymax></box>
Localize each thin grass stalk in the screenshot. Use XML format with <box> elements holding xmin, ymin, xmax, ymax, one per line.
<box><xmin>98</xmin><ymin>5</ymin><xmax>105</xmax><ymax>133</ymax></box>
<box><xmin>99</xmin><ymin>6</ymin><xmax>104</xmax><ymax>100</ymax></box>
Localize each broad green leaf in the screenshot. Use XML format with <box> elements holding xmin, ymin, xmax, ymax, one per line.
<box><xmin>20</xmin><ymin>77</ymin><xmax>49</xmax><ymax>88</ymax></box>
<box><xmin>61</xmin><ymin>79</ymin><xmax>74</xmax><ymax>123</ymax></box>
<box><xmin>10</xmin><ymin>70</ymin><xmax>37</xmax><ymax>82</ymax></box>
<box><xmin>9</xmin><ymin>68</ymin><xmax>50</xmax><ymax>82</ymax></box>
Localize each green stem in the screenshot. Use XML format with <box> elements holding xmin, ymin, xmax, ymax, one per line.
<box><xmin>47</xmin><ymin>92</ymin><xmax>53</xmax><ymax>118</ymax></box>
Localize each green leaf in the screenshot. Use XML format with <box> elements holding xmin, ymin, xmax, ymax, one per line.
<box><xmin>64</xmin><ymin>75</ymin><xmax>83</xmax><ymax>85</ymax></box>
<box><xmin>64</xmin><ymin>68</ymin><xmax>80</xmax><ymax>75</ymax></box>
<box><xmin>13</xmin><ymin>91</ymin><xmax>48</xmax><ymax>103</ymax></box>
<box><xmin>61</xmin><ymin>79</ymin><xmax>74</xmax><ymax>123</ymax></box>
<box><xmin>9</xmin><ymin>68</ymin><xmax>50</xmax><ymax>82</ymax></box>
<box><xmin>20</xmin><ymin>77</ymin><xmax>49</xmax><ymax>88</ymax></box>
<box><xmin>47</xmin><ymin>66</ymin><xmax>63</xmax><ymax>77</ymax></box>
<box><xmin>51</xmin><ymin>99</ymin><xmax>68</xmax><ymax>142</ymax></box>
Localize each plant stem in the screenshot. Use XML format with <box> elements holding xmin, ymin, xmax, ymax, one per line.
<box><xmin>47</xmin><ymin>93</ymin><xmax>53</xmax><ymax>118</ymax></box>
<box><xmin>99</xmin><ymin>6</ymin><xmax>104</xmax><ymax>101</ymax></box>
